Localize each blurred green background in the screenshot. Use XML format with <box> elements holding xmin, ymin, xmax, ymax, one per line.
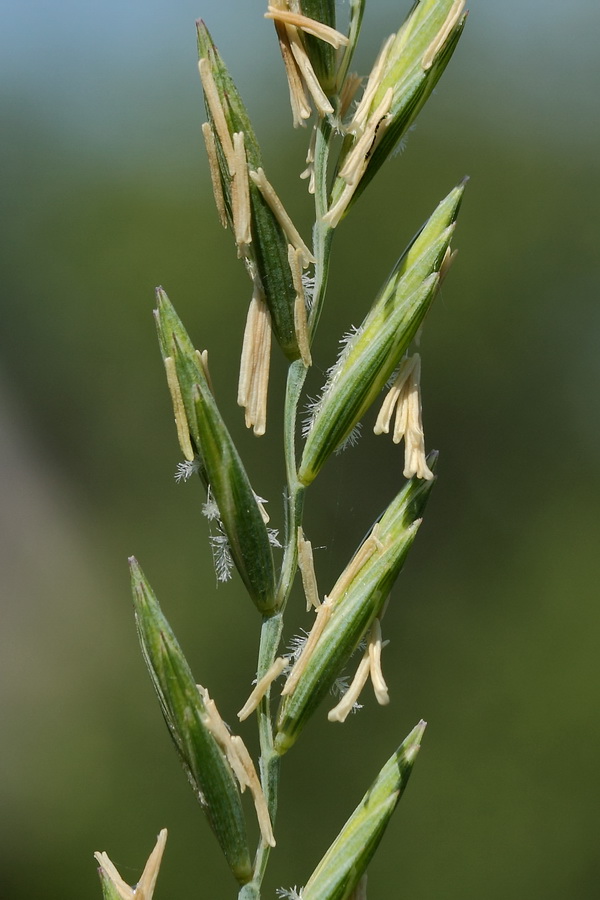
<box><xmin>2</xmin><ymin>1</ymin><xmax>599</xmax><ymax>897</ymax></box>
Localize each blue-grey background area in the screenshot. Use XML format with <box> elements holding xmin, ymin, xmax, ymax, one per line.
<box><xmin>2</xmin><ymin>1</ymin><xmax>599</xmax><ymax>897</ymax></box>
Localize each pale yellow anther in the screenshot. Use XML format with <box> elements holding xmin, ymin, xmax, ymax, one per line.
<box><xmin>255</xmin><ymin>494</ymin><xmax>270</xmax><ymax>524</ymax></box>
<box><xmin>230</xmin><ymin>736</ymin><xmax>276</xmax><ymax>847</ymax></box>
<box><xmin>238</xmin><ymin>289</ymin><xmax>272</xmax><ymax>436</ymax></box>
<box><xmin>282</xmin><ymin>596</ymin><xmax>334</xmax><ymax>697</ymax></box>
<box><xmin>196</xmin><ymin>349</ymin><xmax>214</xmax><ymax>395</ymax></box>
<box><xmin>198</xmin><ymin>58</ymin><xmax>236</xmax><ymax>175</ymax></box>
<box><xmin>339</xmin><ymin>71</ymin><xmax>363</xmax><ymax>120</ymax></box>
<box><xmin>232</xmin><ymin>132</ymin><xmax>252</xmax><ymax>252</ymax></box>
<box><xmin>297</xmin><ymin>526</ymin><xmax>321</xmax><ymax>611</ymax></box>
<box><xmin>248</xmin><ymin>301</ymin><xmax>271</xmax><ymax>436</ymax></box>
<box><xmin>422</xmin><ymin>0</ymin><xmax>466</xmax><ymax>70</ymax></box>
<box><xmin>371</xmin><ymin>522</ymin><xmax>384</xmax><ymax>551</ymax></box>
<box><xmin>349</xmin><ymin>34</ymin><xmax>395</xmax><ymax>133</ymax></box>
<box><xmin>94</xmin><ymin>829</ymin><xmax>168</xmax><ymax>900</ymax></box>
<box><xmin>237</xmin><ymin>656</ymin><xmax>287</xmax><ymax>721</ymax></box>
<box><xmin>164</xmin><ymin>356</ymin><xmax>195</xmax><ymax>462</ymax></box>
<box><xmin>368</xmin><ymin>619</ymin><xmax>389</xmax><ymax>706</ymax></box>
<box><xmin>274</xmin><ymin>20</ymin><xmax>312</xmax><ymax>127</ymax></box>
<box><xmin>199</xmin><ymin>686</ymin><xmax>248</xmax><ymax>783</ymax></box>
<box><xmin>328</xmin><ymin>525</ymin><xmax>382</xmax><ymax>605</ymax></box>
<box><xmin>285</xmin><ymin>24</ymin><xmax>334</xmax><ymax>117</ymax></box>
<box><xmin>324</xmin><ymin>88</ymin><xmax>392</xmax><ymax>227</ymax></box>
<box><xmin>202</xmin><ymin>122</ymin><xmax>228</xmax><ymax>229</ymax></box>
<box><xmin>94</xmin><ymin>853</ymin><xmax>132</xmax><ymax>900</ymax></box>
<box><xmin>339</xmin><ymin>88</ymin><xmax>393</xmax><ymax>185</ymax></box>
<box><xmin>265</xmin><ymin>7</ymin><xmax>349</xmax><ymax>49</ymax></box>
<box><xmin>199</xmin><ymin>687</ymin><xmax>234</xmax><ymax>752</ymax></box>
<box><xmin>348</xmin><ymin>873</ymin><xmax>369</xmax><ymax>900</ymax></box>
<box><xmin>287</xmin><ymin>243</ymin><xmax>304</xmax><ymax>294</ymax></box>
<box><xmin>404</xmin><ymin>433</ymin><xmax>434</xmax><ymax>480</ymax></box>
<box><xmin>300</xmin><ymin>166</ymin><xmax>316</xmax><ymax>193</ymax></box>
<box><xmin>438</xmin><ymin>246</ymin><xmax>458</xmax><ymax>285</ymax></box>
<box><xmin>373</xmin><ymin>358</ymin><xmax>411</xmax><ymax>436</ymax></box>
<box><xmin>305</xmin><ymin>126</ymin><xmax>316</xmax><ymax>167</ymax></box>
<box><xmin>322</xmin><ymin>180</ymin><xmax>355</xmax><ymax>228</ymax></box>
<box><xmin>249</xmin><ymin>168</ymin><xmax>315</xmax><ymax>266</ymax></box>
<box><xmin>288</xmin><ymin>245</ymin><xmax>312</xmax><ymax>366</ymax></box>
<box><xmin>374</xmin><ymin>354</ymin><xmax>434</xmax><ymax>481</ymax></box>
<box><xmin>300</xmin><ymin>125</ymin><xmax>317</xmax><ymax>194</ymax></box>
<box><xmin>197</xmin><ymin>685</ymin><xmax>275</xmax><ymax>847</ymax></box>
<box><xmin>379</xmin><ymin>595</ymin><xmax>390</xmax><ymax>622</ymax></box>
<box><xmin>328</xmin><ymin>645</ymin><xmax>371</xmax><ymax>723</ymax></box>
<box><xmin>202</xmin><ymin>692</ymin><xmax>253</xmax><ymax>799</ymax></box>
<box><xmin>227</xmin><ymin>734</ymin><xmax>253</xmax><ymax>791</ymax></box>
<box><xmin>134</xmin><ymin>829</ymin><xmax>168</xmax><ymax>900</ymax></box>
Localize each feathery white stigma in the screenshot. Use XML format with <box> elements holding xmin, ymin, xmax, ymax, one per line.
<box><xmin>276</xmin><ymin>888</ymin><xmax>304</xmax><ymax>900</ymax></box>
<box><xmin>175</xmin><ymin>459</ymin><xmax>201</xmax><ymax>483</ymax></box>
<box><xmin>209</xmin><ymin>526</ymin><xmax>234</xmax><ymax>582</ymax></box>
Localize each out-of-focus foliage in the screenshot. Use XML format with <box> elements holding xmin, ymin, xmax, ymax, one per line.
<box><xmin>1</xmin><ymin>2</ymin><xmax>599</xmax><ymax>899</ymax></box>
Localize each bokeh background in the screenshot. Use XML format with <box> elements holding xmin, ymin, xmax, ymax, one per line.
<box><xmin>2</xmin><ymin>1</ymin><xmax>599</xmax><ymax>897</ymax></box>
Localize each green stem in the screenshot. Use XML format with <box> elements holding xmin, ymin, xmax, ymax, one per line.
<box><xmin>277</xmin><ymin>359</ymin><xmax>308</xmax><ymax>607</ymax></box>
<box><xmin>309</xmin><ymin>117</ymin><xmax>334</xmax><ymax>342</ymax></box>
<box><xmin>249</xmin><ymin>114</ymin><xmax>337</xmax><ymax>896</ymax></box>
<box><xmin>335</xmin><ymin>0</ymin><xmax>366</xmax><ymax>93</ymax></box>
<box><xmin>250</xmin><ymin>361</ymin><xmax>307</xmax><ymax>891</ymax></box>
<box><xmin>251</xmin><ymin>612</ymin><xmax>283</xmax><ymax>887</ymax></box>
